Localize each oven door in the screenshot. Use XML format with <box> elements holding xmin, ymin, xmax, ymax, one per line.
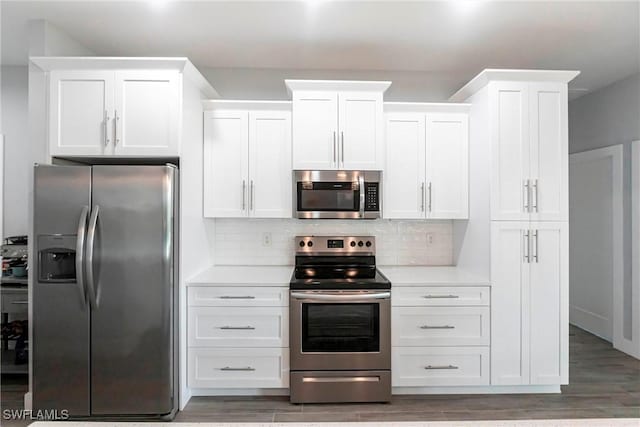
<box><xmin>289</xmin><ymin>290</ymin><xmax>391</xmax><ymax>371</ymax></box>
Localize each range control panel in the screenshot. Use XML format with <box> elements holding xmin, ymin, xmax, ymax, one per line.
<box><xmin>295</xmin><ymin>236</ymin><xmax>376</xmax><ymax>255</ymax></box>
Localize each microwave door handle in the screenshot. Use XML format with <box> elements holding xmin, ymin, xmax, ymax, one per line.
<box><xmin>358</xmin><ymin>175</ymin><xmax>365</xmax><ymax>218</ymax></box>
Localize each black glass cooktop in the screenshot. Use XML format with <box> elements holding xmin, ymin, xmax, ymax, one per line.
<box><xmin>290</xmin><ymin>255</ymin><xmax>391</xmax><ymax>290</ymax></box>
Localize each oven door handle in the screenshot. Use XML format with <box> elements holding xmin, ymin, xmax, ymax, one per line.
<box><xmin>290</xmin><ymin>292</ymin><xmax>390</xmax><ymax>301</ymax></box>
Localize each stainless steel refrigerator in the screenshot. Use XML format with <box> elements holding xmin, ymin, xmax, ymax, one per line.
<box><xmin>32</xmin><ymin>164</ymin><xmax>178</xmax><ymax>419</ymax></box>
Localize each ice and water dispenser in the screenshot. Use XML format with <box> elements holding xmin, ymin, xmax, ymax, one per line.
<box><xmin>37</xmin><ymin>235</ymin><xmax>77</xmax><ymax>282</ymax></box>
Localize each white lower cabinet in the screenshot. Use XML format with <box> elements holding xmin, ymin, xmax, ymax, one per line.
<box><xmin>392</xmin><ymin>306</ymin><xmax>490</xmax><ymax>347</ymax></box>
<box><xmin>187</xmin><ymin>285</ymin><xmax>289</xmax><ymax>389</ymax></box>
<box><xmin>392</xmin><ymin>347</ymin><xmax>489</xmax><ymax>386</ymax></box>
<box><xmin>392</xmin><ymin>285</ymin><xmax>490</xmax><ymax>388</ymax></box>
<box><xmin>189</xmin><ymin>347</ymin><xmax>289</xmax><ymax>389</ymax></box>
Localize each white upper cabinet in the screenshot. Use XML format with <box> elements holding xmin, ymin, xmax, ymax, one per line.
<box><xmin>291</xmin><ymin>91</ymin><xmax>338</xmax><ymax>170</ymax></box>
<box><xmin>286</xmin><ymin>80</ymin><xmax>390</xmax><ymax>171</ymax></box>
<box><xmin>49</xmin><ymin>69</ymin><xmax>180</xmax><ymax>157</ymax></box>
<box><xmin>491</xmin><ymin>221</ymin><xmax>568</xmax><ymax>386</ymax></box>
<box><xmin>113</xmin><ymin>71</ymin><xmax>180</xmax><ymax>156</ymax></box>
<box><xmin>384</xmin><ymin>113</ymin><xmax>426</xmax><ymax>219</ymax></box>
<box><xmin>426</xmin><ymin>113</ymin><xmax>469</xmax><ymax>219</ymax></box>
<box><xmin>490</xmin><ymin>81</ymin><xmax>568</xmax><ymax>221</ymax></box>
<box><xmin>528</xmin><ymin>82</ymin><xmax>568</xmax><ymax>222</ymax></box>
<box><xmin>384</xmin><ymin>105</ymin><xmax>469</xmax><ymax>220</ymax></box>
<box><xmin>248</xmin><ymin>110</ymin><xmax>292</xmax><ymax>218</ymax></box>
<box><xmin>203</xmin><ymin>102</ymin><xmax>292</xmax><ymax>219</ymax></box>
<box><xmin>49</xmin><ymin>70</ymin><xmax>115</xmax><ymax>156</ymax></box>
<box><xmin>338</xmin><ymin>91</ymin><xmax>384</xmax><ymax>170</ymax></box>
<box><xmin>204</xmin><ymin>110</ymin><xmax>249</xmax><ymax>218</ymax></box>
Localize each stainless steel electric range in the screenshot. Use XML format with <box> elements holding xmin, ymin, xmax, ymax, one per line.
<box><xmin>289</xmin><ymin>236</ymin><xmax>391</xmax><ymax>404</ymax></box>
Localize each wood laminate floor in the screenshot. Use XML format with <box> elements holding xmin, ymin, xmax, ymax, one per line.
<box><xmin>1</xmin><ymin>326</ymin><xmax>638</xmax><ymax>425</ymax></box>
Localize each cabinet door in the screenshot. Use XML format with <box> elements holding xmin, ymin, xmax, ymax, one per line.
<box><xmin>529</xmin><ymin>83</ymin><xmax>568</xmax><ymax>221</ymax></box>
<box><xmin>490</xmin><ymin>221</ymin><xmax>530</xmax><ymax>385</ymax></box>
<box><xmin>491</xmin><ymin>82</ymin><xmax>530</xmax><ymax>221</ymax></box>
<box><xmin>292</xmin><ymin>91</ymin><xmax>338</xmax><ymax>170</ymax></box>
<box><xmin>529</xmin><ymin>222</ymin><xmax>568</xmax><ymax>385</ymax></box>
<box><xmin>248</xmin><ymin>110</ymin><xmax>292</xmax><ymax>218</ymax></box>
<box><xmin>426</xmin><ymin>113</ymin><xmax>469</xmax><ymax>219</ymax></box>
<box><xmin>338</xmin><ymin>91</ymin><xmax>383</xmax><ymax>170</ymax></box>
<box><xmin>383</xmin><ymin>113</ymin><xmax>426</xmax><ymax>219</ymax></box>
<box><xmin>49</xmin><ymin>70</ymin><xmax>114</xmax><ymax>156</ymax></box>
<box><xmin>204</xmin><ymin>110</ymin><xmax>248</xmax><ymax>217</ymax></box>
<box><xmin>113</xmin><ymin>70</ymin><xmax>180</xmax><ymax>156</ymax></box>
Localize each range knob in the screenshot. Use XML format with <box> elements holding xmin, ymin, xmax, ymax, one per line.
<box><xmin>366</xmin><ymin>241</ymin><xmax>372</xmax><ymax>247</ymax></box>
<box><xmin>307</xmin><ymin>241</ymin><xmax>313</xmax><ymax>247</ymax></box>
<box><xmin>299</xmin><ymin>241</ymin><xmax>305</xmax><ymax>247</ymax></box>
<box><xmin>358</xmin><ymin>241</ymin><xmax>364</xmax><ymax>247</ymax></box>
<box><xmin>350</xmin><ymin>241</ymin><xmax>356</xmax><ymax>247</ymax></box>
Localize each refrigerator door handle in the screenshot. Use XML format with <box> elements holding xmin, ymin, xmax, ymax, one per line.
<box><xmin>75</xmin><ymin>206</ymin><xmax>90</xmax><ymax>307</ymax></box>
<box><xmin>85</xmin><ymin>205</ymin><xmax>100</xmax><ymax>309</ymax></box>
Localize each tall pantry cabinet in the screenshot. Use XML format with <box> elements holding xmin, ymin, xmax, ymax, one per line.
<box><xmin>451</xmin><ymin>70</ymin><xmax>579</xmax><ymax>387</ymax></box>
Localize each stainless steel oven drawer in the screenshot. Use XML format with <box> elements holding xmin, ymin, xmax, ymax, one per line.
<box><xmin>290</xmin><ymin>370</ymin><xmax>391</xmax><ymax>403</ymax></box>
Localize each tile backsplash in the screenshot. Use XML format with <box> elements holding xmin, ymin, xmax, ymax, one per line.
<box><xmin>211</xmin><ymin>219</ymin><xmax>453</xmax><ymax>266</ymax></box>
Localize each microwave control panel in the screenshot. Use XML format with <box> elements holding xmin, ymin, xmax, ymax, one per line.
<box><xmin>364</xmin><ymin>183</ymin><xmax>379</xmax><ymax>211</ymax></box>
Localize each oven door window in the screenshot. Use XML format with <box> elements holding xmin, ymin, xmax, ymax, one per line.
<box><xmin>297</xmin><ymin>182</ymin><xmax>359</xmax><ymax>212</ymax></box>
<box><xmin>301</xmin><ymin>303</ymin><xmax>379</xmax><ymax>352</ymax></box>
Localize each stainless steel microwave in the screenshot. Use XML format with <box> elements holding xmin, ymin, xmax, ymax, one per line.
<box><xmin>293</xmin><ymin>170</ymin><xmax>382</xmax><ymax>219</ymax></box>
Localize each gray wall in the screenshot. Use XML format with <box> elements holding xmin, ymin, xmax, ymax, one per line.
<box><xmin>569</xmin><ymin>71</ymin><xmax>640</xmax><ymax>341</ymax></box>
<box><xmin>1</xmin><ymin>65</ymin><xmax>29</xmax><ymax>237</ymax></box>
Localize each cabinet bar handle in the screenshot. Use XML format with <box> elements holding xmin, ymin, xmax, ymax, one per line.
<box><xmin>423</xmin><ymin>294</ymin><xmax>459</xmax><ymax>299</ymax></box>
<box><xmin>523</xmin><ymin>229</ymin><xmax>531</xmax><ymax>263</ymax></box>
<box><xmin>533</xmin><ymin>229</ymin><xmax>539</xmax><ymax>263</ymax></box>
<box><xmin>428</xmin><ymin>182</ymin><xmax>432</xmax><ymax>212</ymax></box>
<box><xmin>532</xmin><ymin>179</ymin><xmax>539</xmax><ymax>212</ymax></box>
<box><xmin>333</xmin><ymin>131</ymin><xmax>337</xmax><ymax>165</ymax></box>
<box><xmin>341</xmin><ymin>131</ymin><xmax>345</xmax><ymax>167</ymax></box>
<box><xmin>250</xmin><ymin>180</ymin><xmax>254</xmax><ymax>211</ymax></box>
<box><xmin>114</xmin><ymin>110</ymin><xmax>120</xmax><ymax>146</ymax></box>
<box><xmin>425</xmin><ymin>365</ymin><xmax>459</xmax><ymax>370</ymax></box>
<box><xmin>523</xmin><ymin>180</ymin><xmax>530</xmax><ymax>212</ymax></box>
<box><xmin>420</xmin><ymin>325</ymin><xmax>455</xmax><ymax>329</ymax></box>
<box><xmin>421</xmin><ymin>182</ymin><xmax>425</xmax><ymax>212</ymax></box>
<box><xmin>220</xmin><ymin>367</ymin><xmax>255</xmax><ymax>371</ymax></box>
<box><xmin>242</xmin><ymin>180</ymin><xmax>246</xmax><ymax>211</ymax></box>
<box><xmin>219</xmin><ymin>295</ymin><xmax>255</xmax><ymax>299</ymax></box>
<box><xmin>11</xmin><ymin>301</ymin><xmax>28</xmax><ymax>305</ymax></box>
<box><xmin>104</xmin><ymin>110</ymin><xmax>110</xmax><ymax>146</ymax></box>
<box><xmin>219</xmin><ymin>326</ymin><xmax>255</xmax><ymax>330</ymax></box>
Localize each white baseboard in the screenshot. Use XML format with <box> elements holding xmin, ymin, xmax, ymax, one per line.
<box><xmin>570</xmin><ymin>306</ymin><xmax>612</xmax><ymax>342</ymax></box>
<box><xmin>189</xmin><ymin>388</ymin><xmax>290</xmax><ymax>397</ymax></box>
<box><xmin>393</xmin><ymin>385</ymin><xmax>561</xmax><ymax>394</ymax></box>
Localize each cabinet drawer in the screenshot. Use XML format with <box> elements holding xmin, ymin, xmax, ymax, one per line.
<box><xmin>392</xmin><ymin>306</ymin><xmax>489</xmax><ymax>346</ymax></box>
<box><xmin>189</xmin><ymin>347</ymin><xmax>289</xmax><ymax>389</ymax></box>
<box><xmin>393</xmin><ymin>286</ymin><xmax>489</xmax><ymax>306</ymax></box>
<box><xmin>392</xmin><ymin>346</ymin><xmax>489</xmax><ymax>386</ymax></box>
<box><xmin>189</xmin><ymin>306</ymin><xmax>288</xmax><ymax>347</ymax></box>
<box><xmin>188</xmin><ymin>286</ymin><xmax>288</xmax><ymax>307</ymax></box>
<box><xmin>1</xmin><ymin>290</ymin><xmax>28</xmax><ymax>314</ymax></box>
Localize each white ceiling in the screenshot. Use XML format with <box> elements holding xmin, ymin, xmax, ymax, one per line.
<box><xmin>1</xmin><ymin>0</ymin><xmax>639</xmax><ymax>98</ymax></box>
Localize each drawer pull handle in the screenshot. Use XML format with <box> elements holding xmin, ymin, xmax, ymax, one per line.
<box><xmin>11</xmin><ymin>301</ymin><xmax>29</xmax><ymax>305</ymax></box>
<box><xmin>219</xmin><ymin>296</ymin><xmax>256</xmax><ymax>299</ymax></box>
<box><xmin>219</xmin><ymin>326</ymin><xmax>256</xmax><ymax>330</ymax></box>
<box><xmin>420</xmin><ymin>325</ymin><xmax>455</xmax><ymax>329</ymax></box>
<box><xmin>423</xmin><ymin>295</ymin><xmax>459</xmax><ymax>299</ymax></box>
<box><xmin>220</xmin><ymin>366</ymin><xmax>255</xmax><ymax>371</ymax></box>
<box><xmin>425</xmin><ymin>365</ymin><xmax>459</xmax><ymax>370</ymax></box>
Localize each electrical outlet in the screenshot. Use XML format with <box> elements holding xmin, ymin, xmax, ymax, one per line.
<box><xmin>426</xmin><ymin>232</ymin><xmax>434</xmax><ymax>246</ymax></box>
<box><xmin>262</xmin><ymin>232</ymin><xmax>272</xmax><ymax>247</ymax></box>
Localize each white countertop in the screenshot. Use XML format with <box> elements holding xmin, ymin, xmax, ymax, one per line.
<box><xmin>379</xmin><ymin>266</ymin><xmax>490</xmax><ymax>286</ymax></box>
<box><xmin>188</xmin><ymin>265</ymin><xmax>488</xmax><ymax>286</ymax></box>
<box><xmin>188</xmin><ymin>265</ymin><xmax>293</xmax><ymax>286</ymax></box>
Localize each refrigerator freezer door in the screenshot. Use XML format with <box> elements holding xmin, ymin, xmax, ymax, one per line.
<box><xmin>33</xmin><ymin>165</ymin><xmax>91</xmax><ymax>416</ymax></box>
<box><xmin>89</xmin><ymin>165</ymin><xmax>176</xmax><ymax>416</ymax></box>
